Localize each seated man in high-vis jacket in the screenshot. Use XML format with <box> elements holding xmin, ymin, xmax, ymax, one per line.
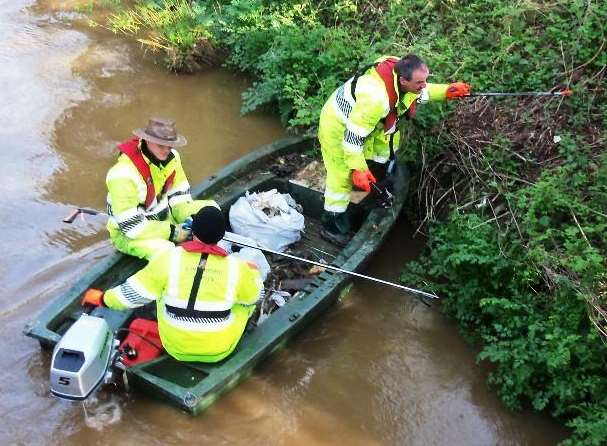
<box><xmin>106</xmin><ymin>117</ymin><xmax>219</xmax><ymax>260</ymax></box>
<box><xmin>318</xmin><ymin>54</ymin><xmax>471</xmax><ymax>244</ymax></box>
<box><xmin>82</xmin><ymin>206</ymin><xmax>263</xmax><ymax>363</ymax></box>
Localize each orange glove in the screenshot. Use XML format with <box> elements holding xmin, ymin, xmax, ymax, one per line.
<box><xmin>351</xmin><ymin>169</ymin><xmax>377</xmax><ymax>192</ymax></box>
<box><xmin>446</xmin><ymin>82</ymin><xmax>471</xmax><ymax>100</ymax></box>
<box><xmin>81</xmin><ymin>288</ymin><xmax>104</xmax><ymax>307</ymax></box>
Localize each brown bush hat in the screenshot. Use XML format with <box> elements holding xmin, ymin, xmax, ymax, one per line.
<box><xmin>133</xmin><ymin>117</ymin><xmax>187</xmax><ymax>147</ymax></box>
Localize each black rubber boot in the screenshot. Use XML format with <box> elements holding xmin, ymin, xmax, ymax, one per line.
<box><xmin>320</xmin><ymin>211</ymin><xmax>351</xmax><ymax>246</ymax></box>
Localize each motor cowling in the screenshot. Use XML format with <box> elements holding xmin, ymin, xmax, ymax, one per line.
<box><xmin>50</xmin><ymin>314</ymin><xmax>115</xmax><ymax>401</ymax></box>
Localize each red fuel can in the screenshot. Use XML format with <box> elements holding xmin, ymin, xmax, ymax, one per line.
<box><xmin>119</xmin><ymin>318</ymin><xmax>164</xmax><ymax>367</ymax></box>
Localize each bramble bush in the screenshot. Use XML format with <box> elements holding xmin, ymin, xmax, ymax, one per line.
<box><xmin>402</xmin><ymin>151</ymin><xmax>607</xmax><ymax>444</ymax></box>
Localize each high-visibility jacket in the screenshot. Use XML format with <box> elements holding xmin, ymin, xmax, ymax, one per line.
<box><xmin>104</xmin><ymin>242</ymin><xmax>263</xmax><ymax>362</ymax></box>
<box><xmin>106</xmin><ymin>138</ymin><xmax>217</xmax><ymax>242</ymax></box>
<box><xmin>318</xmin><ymin>55</ymin><xmax>449</xmax><ymax>172</ymax></box>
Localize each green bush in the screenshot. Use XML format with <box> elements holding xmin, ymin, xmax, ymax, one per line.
<box><xmin>402</xmin><ymin>153</ymin><xmax>607</xmax><ymax>444</ymax></box>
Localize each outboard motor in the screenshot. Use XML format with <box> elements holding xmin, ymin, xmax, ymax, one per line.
<box><xmin>50</xmin><ymin>314</ymin><xmax>117</xmax><ymax>401</ymax></box>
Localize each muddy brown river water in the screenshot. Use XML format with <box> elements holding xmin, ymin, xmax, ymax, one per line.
<box><xmin>0</xmin><ymin>1</ymin><xmax>569</xmax><ymax>444</ymax></box>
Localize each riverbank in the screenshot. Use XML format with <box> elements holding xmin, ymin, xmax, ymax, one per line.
<box><xmin>84</xmin><ymin>1</ymin><xmax>605</xmax><ymax>444</ymax></box>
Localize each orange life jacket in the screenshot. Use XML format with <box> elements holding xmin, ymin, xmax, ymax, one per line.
<box><xmin>374</xmin><ymin>57</ymin><xmax>400</xmax><ymax>133</ymax></box>
<box><xmin>351</xmin><ymin>57</ymin><xmax>405</xmax><ymax>158</ymax></box>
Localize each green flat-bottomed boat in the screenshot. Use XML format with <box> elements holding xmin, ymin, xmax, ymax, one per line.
<box><xmin>24</xmin><ymin>135</ymin><xmax>409</xmax><ymax>414</ymax></box>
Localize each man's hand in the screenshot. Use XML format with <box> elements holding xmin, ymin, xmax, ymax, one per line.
<box><xmin>446</xmin><ymin>82</ymin><xmax>471</xmax><ymax>100</ymax></box>
<box><xmin>352</xmin><ymin>169</ymin><xmax>377</xmax><ymax>192</ymax></box>
<box><xmin>170</xmin><ymin>223</ymin><xmax>192</xmax><ymax>243</ymax></box>
<box><xmin>81</xmin><ymin>288</ymin><xmax>104</xmax><ymax>307</ymax></box>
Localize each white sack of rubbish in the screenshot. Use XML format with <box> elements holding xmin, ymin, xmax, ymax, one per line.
<box><xmin>231</xmin><ymin>247</ymin><xmax>271</xmax><ymax>282</ymax></box>
<box><xmin>217</xmin><ymin>239</ymin><xmax>233</xmax><ymax>254</ymax></box>
<box><xmin>229</xmin><ymin>189</ymin><xmax>304</xmax><ymax>252</ymax></box>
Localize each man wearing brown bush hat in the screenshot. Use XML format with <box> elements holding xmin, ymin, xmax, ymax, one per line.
<box><xmin>105</xmin><ymin>117</ymin><xmax>219</xmax><ymax>260</ymax></box>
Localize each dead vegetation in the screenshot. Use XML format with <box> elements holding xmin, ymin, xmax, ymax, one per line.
<box><xmin>410</xmin><ymin>89</ymin><xmax>607</xmax><ymax>343</ymax></box>
<box><xmin>412</xmin><ymin>96</ymin><xmax>603</xmax><ymax>237</ymax></box>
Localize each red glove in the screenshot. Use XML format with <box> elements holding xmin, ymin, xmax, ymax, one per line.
<box><xmin>446</xmin><ymin>82</ymin><xmax>471</xmax><ymax>100</ymax></box>
<box><xmin>81</xmin><ymin>288</ymin><xmax>105</xmax><ymax>307</ymax></box>
<box><xmin>352</xmin><ymin>170</ymin><xmax>377</xmax><ymax>192</ymax></box>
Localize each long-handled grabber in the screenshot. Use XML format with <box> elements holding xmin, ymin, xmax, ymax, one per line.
<box><xmin>467</xmin><ymin>89</ymin><xmax>573</xmax><ymax>98</ymax></box>
<box><xmin>61</xmin><ymin>206</ymin><xmax>440</xmax><ymax>304</ymax></box>
<box><xmin>223</xmin><ymin>232</ymin><xmax>440</xmax><ymax>305</ymax></box>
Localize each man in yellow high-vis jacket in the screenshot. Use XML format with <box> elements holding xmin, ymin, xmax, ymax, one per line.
<box><xmin>318</xmin><ymin>54</ymin><xmax>471</xmax><ymax>244</ymax></box>
<box><xmin>106</xmin><ymin>117</ymin><xmax>219</xmax><ymax>260</ymax></box>
<box><xmin>83</xmin><ymin>206</ymin><xmax>263</xmax><ymax>363</ymax></box>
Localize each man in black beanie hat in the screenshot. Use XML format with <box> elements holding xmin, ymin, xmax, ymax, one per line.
<box><xmin>83</xmin><ymin>205</ymin><xmax>264</xmax><ymax>363</ymax></box>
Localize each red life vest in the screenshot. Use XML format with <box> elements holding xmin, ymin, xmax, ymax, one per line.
<box><xmin>180</xmin><ymin>240</ymin><xmax>228</xmax><ymax>257</ymax></box>
<box><xmin>374</xmin><ymin>57</ymin><xmax>400</xmax><ymax>133</ymax></box>
<box><xmin>181</xmin><ymin>240</ymin><xmax>260</xmax><ymax>272</ymax></box>
<box><xmin>375</xmin><ymin>57</ymin><xmax>420</xmax><ymax>131</ymax></box>
<box><xmin>117</xmin><ymin>137</ymin><xmax>176</xmax><ymax>209</ymax></box>
<box><xmin>352</xmin><ymin>57</ymin><xmax>418</xmax><ymax>134</ymax></box>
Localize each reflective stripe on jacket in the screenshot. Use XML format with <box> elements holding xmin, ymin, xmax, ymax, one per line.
<box><xmin>319</xmin><ymin>55</ymin><xmax>449</xmax><ymax>171</ymax></box>
<box><xmin>104</xmin><ymin>246</ymin><xmax>263</xmax><ymax>361</ymax></box>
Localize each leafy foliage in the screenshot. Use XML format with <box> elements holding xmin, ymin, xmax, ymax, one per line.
<box><xmin>402</xmin><ymin>152</ymin><xmax>607</xmax><ymax>444</ymax></box>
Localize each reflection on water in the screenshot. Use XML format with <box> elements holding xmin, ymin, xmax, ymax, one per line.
<box><xmin>1</xmin><ymin>1</ymin><xmax>569</xmax><ymax>445</ymax></box>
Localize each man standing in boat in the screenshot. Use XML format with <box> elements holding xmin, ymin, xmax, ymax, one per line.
<box><xmin>82</xmin><ymin>205</ymin><xmax>263</xmax><ymax>363</ymax></box>
<box><xmin>106</xmin><ymin>117</ymin><xmax>219</xmax><ymax>260</ymax></box>
<box><xmin>318</xmin><ymin>54</ymin><xmax>471</xmax><ymax>244</ymax></box>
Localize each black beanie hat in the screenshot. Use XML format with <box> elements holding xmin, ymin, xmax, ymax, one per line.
<box><xmin>191</xmin><ymin>206</ymin><xmax>225</xmax><ymax>244</ymax></box>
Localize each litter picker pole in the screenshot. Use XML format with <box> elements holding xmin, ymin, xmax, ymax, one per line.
<box><xmin>468</xmin><ymin>89</ymin><xmax>573</xmax><ymax>98</ymax></box>
<box><xmin>62</xmin><ymin>207</ymin><xmax>440</xmax><ymax>302</ymax></box>
<box><xmin>223</xmin><ymin>232</ymin><xmax>440</xmax><ymax>302</ymax></box>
